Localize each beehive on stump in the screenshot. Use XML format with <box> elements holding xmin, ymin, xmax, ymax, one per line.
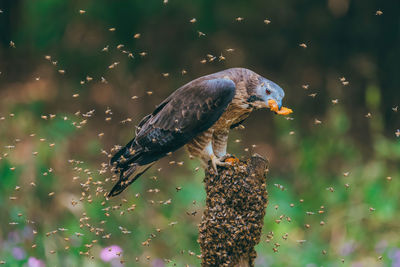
<box><xmin>198</xmin><ymin>154</ymin><xmax>268</xmax><ymax>267</ymax></box>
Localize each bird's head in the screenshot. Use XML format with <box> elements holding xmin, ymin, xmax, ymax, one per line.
<box><xmin>247</xmin><ymin>78</ymin><xmax>285</xmax><ymax>110</ymax></box>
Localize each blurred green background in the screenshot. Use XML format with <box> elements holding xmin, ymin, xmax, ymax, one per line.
<box><xmin>0</xmin><ymin>0</ymin><xmax>399</xmax><ymax>266</ymax></box>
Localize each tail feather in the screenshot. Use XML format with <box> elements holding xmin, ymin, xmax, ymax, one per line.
<box><xmin>108</xmin><ymin>163</ymin><xmax>154</xmax><ymax>197</ymax></box>
<box><xmin>110</xmin><ymin>139</ymin><xmax>137</xmax><ymax>169</ymax></box>
<box><xmin>109</xmin><ymin>139</ymin><xmax>152</xmax><ymax>197</ymax></box>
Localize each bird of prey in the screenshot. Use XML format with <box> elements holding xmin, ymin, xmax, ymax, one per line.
<box><xmin>108</xmin><ymin>68</ymin><xmax>292</xmax><ymax>197</ymax></box>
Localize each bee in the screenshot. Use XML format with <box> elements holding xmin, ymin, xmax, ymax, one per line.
<box><xmin>134</xmin><ymin>33</ymin><xmax>141</xmax><ymax>39</ymax></box>
<box><xmin>264</xmin><ymin>19</ymin><xmax>271</xmax><ymax>24</ymax></box>
<box><xmin>375</xmin><ymin>10</ymin><xmax>383</xmax><ymax>16</ymax></box>
<box><xmin>190</xmin><ymin>18</ymin><xmax>197</xmax><ymax>23</ymax></box>
<box><xmin>102</xmin><ymin>45</ymin><xmax>109</xmax><ymax>52</ymax></box>
<box><xmin>299</xmin><ymin>43</ymin><xmax>307</xmax><ymax>48</ymax></box>
<box><xmin>108</xmin><ymin>62</ymin><xmax>119</xmax><ymax>69</ymax></box>
<box><xmin>79</xmin><ymin>10</ymin><xmax>86</xmax><ymax>14</ymax></box>
<box><xmin>308</xmin><ymin>93</ymin><xmax>317</xmax><ymax>98</ymax></box>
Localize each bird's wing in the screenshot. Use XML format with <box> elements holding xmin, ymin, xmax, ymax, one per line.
<box><xmin>133</xmin><ymin>78</ymin><xmax>236</xmax><ymax>165</ymax></box>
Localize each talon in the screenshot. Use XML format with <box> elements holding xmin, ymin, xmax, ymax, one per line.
<box><xmin>210</xmin><ymin>154</ymin><xmax>230</xmax><ymax>174</ymax></box>
<box><xmin>210</xmin><ymin>154</ymin><xmax>218</xmax><ymax>174</ymax></box>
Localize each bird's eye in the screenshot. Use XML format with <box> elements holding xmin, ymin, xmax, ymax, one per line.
<box><xmin>265</xmin><ymin>89</ymin><xmax>271</xmax><ymax>95</ymax></box>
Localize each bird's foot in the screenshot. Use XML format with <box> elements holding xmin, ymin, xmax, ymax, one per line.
<box><xmin>210</xmin><ymin>154</ymin><xmax>231</xmax><ymax>174</ymax></box>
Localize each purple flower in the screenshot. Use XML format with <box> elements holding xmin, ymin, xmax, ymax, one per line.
<box><xmin>28</xmin><ymin>257</ymin><xmax>45</xmax><ymax>267</ymax></box>
<box><xmin>389</xmin><ymin>248</ymin><xmax>400</xmax><ymax>267</ymax></box>
<box><xmin>152</xmin><ymin>258</ymin><xmax>165</xmax><ymax>267</ymax></box>
<box><xmin>340</xmin><ymin>240</ymin><xmax>356</xmax><ymax>256</ymax></box>
<box><xmin>100</xmin><ymin>245</ymin><xmax>123</xmax><ymax>262</ymax></box>
<box><xmin>7</xmin><ymin>231</ymin><xmax>20</xmax><ymax>243</ymax></box>
<box><xmin>12</xmin><ymin>247</ymin><xmax>26</xmax><ymax>260</ymax></box>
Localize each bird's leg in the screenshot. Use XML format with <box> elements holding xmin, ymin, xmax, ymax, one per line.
<box><xmin>205</xmin><ymin>142</ymin><xmax>230</xmax><ymax>174</ymax></box>
<box><xmin>212</xmin><ymin>130</ymin><xmax>229</xmax><ymax>158</ymax></box>
<box><xmin>185</xmin><ymin>131</ymin><xmax>230</xmax><ymax>174</ymax></box>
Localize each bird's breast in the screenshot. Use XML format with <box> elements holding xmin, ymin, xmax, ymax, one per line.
<box><xmin>213</xmin><ymin>101</ymin><xmax>252</xmax><ymax>131</ymax></box>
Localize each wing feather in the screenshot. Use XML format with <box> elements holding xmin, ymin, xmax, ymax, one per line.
<box><xmin>133</xmin><ymin>78</ymin><xmax>236</xmax><ymax>165</ymax></box>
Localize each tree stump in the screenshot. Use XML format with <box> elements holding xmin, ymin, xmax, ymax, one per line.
<box><xmin>198</xmin><ymin>154</ymin><xmax>269</xmax><ymax>267</ymax></box>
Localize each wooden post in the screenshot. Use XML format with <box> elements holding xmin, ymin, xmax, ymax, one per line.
<box><xmin>198</xmin><ymin>154</ymin><xmax>269</xmax><ymax>267</ymax></box>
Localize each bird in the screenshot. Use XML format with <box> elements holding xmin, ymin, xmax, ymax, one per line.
<box><xmin>108</xmin><ymin>68</ymin><xmax>292</xmax><ymax>197</ymax></box>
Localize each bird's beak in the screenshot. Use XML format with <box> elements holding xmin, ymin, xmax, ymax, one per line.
<box><xmin>277</xmin><ymin>100</ymin><xmax>283</xmax><ymax>110</ymax></box>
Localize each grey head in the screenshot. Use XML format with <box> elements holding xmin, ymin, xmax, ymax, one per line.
<box><xmin>247</xmin><ymin>76</ymin><xmax>285</xmax><ymax>110</ymax></box>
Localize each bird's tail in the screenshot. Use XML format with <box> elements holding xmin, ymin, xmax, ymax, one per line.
<box><xmin>110</xmin><ymin>138</ymin><xmax>137</xmax><ymax>169</ymax></box>
<box><xmin>108</xmin><ymin>139</ymin><xmax>153</xmax><ymax>197</ymax></box>
<box><xmin>108</xmin><ymin>162</ymin><xmax>153</xmax><ymax>197</ymax></box>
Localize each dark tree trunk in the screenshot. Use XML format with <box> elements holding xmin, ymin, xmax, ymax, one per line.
<box><xmin>198</xmin><ymin>154</ymin><xmax>269</xmax><ymax>267</ymax></box>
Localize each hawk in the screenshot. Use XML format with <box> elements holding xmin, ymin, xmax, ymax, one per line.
<box><xmin>108</xmin><ymin>68</ymin><xmax>292</xmax><ymax>197</ymax></box>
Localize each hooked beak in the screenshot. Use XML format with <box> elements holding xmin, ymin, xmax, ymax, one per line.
<box><xmin>277</xmin><ymin>100</ymin><xmax>283</xmax><ymax>110</ymax></box>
